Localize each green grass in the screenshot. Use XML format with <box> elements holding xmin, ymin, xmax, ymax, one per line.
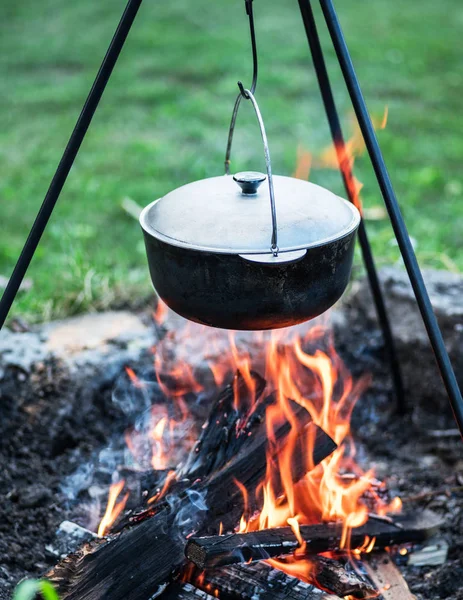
<box><xmin>1</xmin><ymin>0</ymin><xmax>462</xmax><ymax>322</ymax></box>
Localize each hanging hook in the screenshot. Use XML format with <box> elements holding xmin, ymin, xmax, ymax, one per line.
<box><xmin>224</xmin><ymin>0</ymin><xmax>259</xmax><ymax>174</ymax></box>
<box><xmin>241</xmin><ymin>0</ymin><xmax>258</xmax><ymax>97</ymax></box>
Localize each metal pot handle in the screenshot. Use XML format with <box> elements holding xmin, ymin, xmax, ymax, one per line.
<box><xmin>224</xmin><ymin>85</ymin><xmax>279</xmax><ymax>256</ymax></box>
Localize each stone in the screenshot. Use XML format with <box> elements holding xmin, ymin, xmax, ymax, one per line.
<box><xmin>46</xmin><ymin>520</ymin><xmax>97</xmax><ymax>558</ymax></box>
<box><xmin>0</xmin><ymin>310</ymin><xmax>154</xmax><ymax>376</ymax></box>
<box><xmin>0</xmin><ymin>330</ymin><xmax>48</xmax><ymax>374</ymax></box>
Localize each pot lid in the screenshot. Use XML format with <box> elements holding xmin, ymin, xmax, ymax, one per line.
<box><xmin>140</xmin><ymin>173</ymin><xmax>360</xmax><ymax>254</ymax></box>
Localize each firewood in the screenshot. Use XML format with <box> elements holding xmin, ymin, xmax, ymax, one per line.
<box><xmin>183</xmin><ymin>561</ymin><xmax>344</xmax><ymax>600</ymax></box>
<box><xmin>203</xmin><ymin>414</ymin><xmax>337</xmax><ymax>535</ymax></box>
<box><xmin>47</xmin><ymin>376</ymin><xmax>336</xmax><ymax>600</ymax></box>
<box><xmin>162</xmin><ymin>582</ymin><xmax>218</xmax><ymax>600</ymax></box>
<box><xmin>114</xmin><ymin>371</ymin><xmax>267</xmax><ymax>532</ymax></box>
<box><xmin>181</xmin><ymin>370</ymin><xmax>267</xmax><ymax>479</ymax></box>
<box><xmin>185</xmin><ymin>511</ymin><xmax>443</xmax><ymax>569</ymax></box>
<box><xmin>362</xmin><ymin>551</ymin><xmax>415</xmax><ymax>600</ymax></box>
<box><xmin>301</xmin><ymin>556</ymin><xmax>376</xmax><ymax>599</ymax></box>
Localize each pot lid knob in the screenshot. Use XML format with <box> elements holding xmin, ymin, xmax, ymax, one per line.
<box><xmin>233</xmin><ymin>171</ymin><xmax>266</xmax><ymax>195</ymax></box>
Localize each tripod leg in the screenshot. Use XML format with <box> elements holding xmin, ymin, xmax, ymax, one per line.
<box><xmin>0</xmin><ymin>0</ymin><xmax>143</xmax><ymax>330</ymax></box>
<box><xmin>297</xmin><ymin>0</ymin><xmax>405</xmax><ymax>413</ymax></box>
<box><xmin>319</xmin><ymin>0</ymin><xmax>463</xmax><ymax>435</ymax></box>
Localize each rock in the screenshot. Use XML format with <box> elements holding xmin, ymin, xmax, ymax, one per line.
<box><xmin>1</xmin><ymin>310</ymin><xmax>154</xmax><ymax>377</ymax></box>
<box><xmin>348</xmin><ymin>267</ymin><xmax>463</xmax><ymax>423</ymax></box>
<box><xmin>43</xmin><ymin>311</ymin><xmax>150</xmax><ymax>357</ymax></box>
<box><xmin>46</xmin><ymin>521</ymin><xmax>98</xmax><ymax>558</ymax></box>
<box><xmin>0</xmin><ymin>330</ymin><xmax>48</xmax><ymax>374</ymax></box>
<box><xmin>18</xmin><ymin>484</ymin><xmax>52</xmax><ymax>508</ymax></box>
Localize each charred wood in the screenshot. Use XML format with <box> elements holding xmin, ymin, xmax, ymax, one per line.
<box><xmin>185</xmin><ymin>511</ymin><xmax>443</xmax><ymax>569</ymax></box>
<box><xmin>162</xmin><ymin>582</ymin><xmax>218</xmax><ymax>600</ymax></box>
<box><xmin>182</xmin><ymin>370</ymin><xmax>267</xmax><ymax>479</ymax></box>
<box><xmin>302</xmin><ymin>556</ymin><xmax>376</xmax><ymax>599</ymax></box>
<box><xmin>185</xmin><ymin>562</ymin><xmax>343</xmax><ymax>600</ymax></box>
<box><xmin>47</xmin><ymin>375</ymin><xmax>336</xmax><ymax>600</ymax></box>
<box><xmin>204</xmin><ymin>416</ymin><xmax>337</xmax><ymax>535</ymax></box>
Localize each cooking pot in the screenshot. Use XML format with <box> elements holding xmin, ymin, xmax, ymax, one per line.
<box><xmin>140</xmin><ymin>89</ymin><xmax>360</xmax><ymax>330</ymax></box>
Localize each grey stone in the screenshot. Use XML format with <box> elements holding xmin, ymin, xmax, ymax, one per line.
<box><xmin>0</xmin><ymin>310</ymin><xmax>154</xmax><ymax>375</ymax></box>
<box><xmin>46</xmin><ymin>520</ymin><xmax>97</xmax><ymax>558</ymax></box>
<box><xmin>0</xmin><ymin>329</ymin><xmax>49</xmax><ymax>373</ymax></box>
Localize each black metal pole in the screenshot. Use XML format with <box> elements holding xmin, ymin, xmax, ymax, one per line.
<box><xmin>0</xmin><ymin>0</ymin><xmax>143</xmax><ymax>330</ymax></box>
<box><xmin>297</xmin><ymin>0</ymin><xmax>405</xmax><ymax>412</ymax></box>
<box><xmin>318</xmin><ymin>0</ymin><xmax>463</xmax><ymax>434</ymax></box>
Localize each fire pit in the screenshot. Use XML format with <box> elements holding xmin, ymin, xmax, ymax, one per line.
<box><xmin>1</xmin><ymin>269</ymin><xmax>462</xmax><ymax>599</ymax></box>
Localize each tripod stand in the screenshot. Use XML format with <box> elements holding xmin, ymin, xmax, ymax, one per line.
<box><xmin>1</xmin><ymin>0</ymin><xmax>462</xmax><ymax>436</ymax></box>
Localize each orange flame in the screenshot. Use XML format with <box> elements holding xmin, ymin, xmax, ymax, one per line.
<box><xmin>148</xmin><ymin>469</ymin><xmax>177</xmax><ymax>505</ymax></box>
<box><xmin>98</xmin><ymin>480</ymin><xmax>129</xmax><ymax>537</ymax></box>
<box><xmin>125</xmin><ymin>366</ymin><xmax>143</xmax><ymax>388</ymax></box>
<box><xmin>233</xmin><ymin>325</ymin><xmax>401</xmax><ymax>581</ymax></box>
<box><xmin>294</xmin><ymin>108</ymin><xmax>388</xmax><ymax>213</ymax></box>
<box><xmin>118</xmin><ymin>304</ymin><xmax>400</xmax><ymax>584</ymax></box>
<box><xmin>153</xmin><ymin>299</ymin><xmax>168</xmax><ymax>326</ymax></box>
<box><xmin>151</xmin><ymin>416</ymin><xmax>168</xmax><ymax>470</ymax></box>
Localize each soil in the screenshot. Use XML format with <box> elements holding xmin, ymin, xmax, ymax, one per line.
<box><xmin>0</xmin><ymin>308</ymin><xmax>462</xmax><ymax>600</ymax></box>
<box><xmin>0</xmin><ymin>356</ymin><xmax>132</xmax><ymax>599</ymax></box>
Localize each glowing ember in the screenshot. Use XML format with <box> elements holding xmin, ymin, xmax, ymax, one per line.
<box><xmin>98</xmin><ymin>480</ymin><xmax>129</xmax><ymax>537</ymax></box>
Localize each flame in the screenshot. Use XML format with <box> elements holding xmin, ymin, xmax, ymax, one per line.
<box><xmin>125</xmin><ymin>366</ymin><xmax>143</xmax><ymax>388</ymax></box>
<box><xmin>109</xmin><ymin>303</ymin><xmax>400</xmax><ymax>586</ymax></box>
<box><xmin>98</xmin><ymin>480</ymin><xmax>129</xmax><ymax>537</ymax></box>
<box><xmin>233</xmin><ymin>325</ymin><xmax>401</xmax><ymax>582</ymax></box>
<box><xmin>294</xmin><ymin>108</ymin><xmax>388</xmax><ymax>213</ymax></box>
<box><xmin>151</xmin><ymin>416</ymin><xmax>168</xmax><ymax>470</ymax></box>
<box><xmin>148</xmin><ymin>469</ymin><xmax>176</xmax><ymax>505</ymax></box>
<box><xmin>153</xmin><ymin>299</ymin><xmax>168</xmax><ymax>325</ymax></box>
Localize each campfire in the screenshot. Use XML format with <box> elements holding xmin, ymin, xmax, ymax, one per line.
<box><xmin>1</xmin><ymin>0</ymin><xmax>461</xmax><ymax>595</ymax></box>
<box><xmin>44</xmin><ymin>304</ymin><xmax>443</xmax><ymax>600</ymax></box>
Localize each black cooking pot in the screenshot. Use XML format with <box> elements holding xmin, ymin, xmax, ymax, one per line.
<box><xmin>140</xmin><ymin>89</ymin><xmax>360</xmax><ymax>330</ymax></box>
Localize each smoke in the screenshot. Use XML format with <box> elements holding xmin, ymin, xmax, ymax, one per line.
<box><xmin>168</xmin><ymin>488</ymin><xmax>208</xmax><ymax>538</ymax></box>
<box><xmin>112</xmin><ymin>370</ymin><xmax>164</xmax><ymax>418</ymax></box>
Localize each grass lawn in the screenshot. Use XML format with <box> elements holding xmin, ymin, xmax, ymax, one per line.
<box><xmin>1</xmin><ymin>0</ymin><xmax>462</xmax><ymax>323</ymax></box>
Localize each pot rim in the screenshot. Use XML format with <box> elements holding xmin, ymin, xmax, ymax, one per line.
<box><xmin>140</xmin><ymin>196</ymin><xmax>360</xmax><ymax>255</ymax></box>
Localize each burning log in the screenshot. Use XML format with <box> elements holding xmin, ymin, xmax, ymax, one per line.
<box><xmin>47</xmin><ymin>374</ymin><xmax>337</xmax><ymax>600</ymax></box>
<box><xmin>310</xmin><ymin>556</ymin><xmax>376</xmax><ymax>598</ymax></box>
<box><xmin>181</xmin><ymin>370</ymin><xmax>267</xmax><ymax>479</ymax></box>
<box><xmin>185</xmin><ymin>510</ymin><xmax>443</xmax><ymax>569</ymax></box>
<box><xmin>180</xmin><ymin>561</ymin><xmax>345</xmax><ymax>600</ymax></box>
<box><xmin>204</xmin><ymin>406</ymin><xmax>337</xmax><ymax>534</ymax></box>
<box><xmin>185</xmin><ymin>559</ymin><xmax>374</xmax><ymax>600</ymax></box>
